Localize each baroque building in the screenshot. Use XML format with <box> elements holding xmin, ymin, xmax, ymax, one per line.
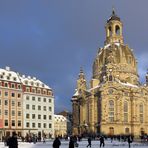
<box><xmin>72</xmin><ymin>10</ymin><xmax>148</xmax><ymax>137</ymax></box>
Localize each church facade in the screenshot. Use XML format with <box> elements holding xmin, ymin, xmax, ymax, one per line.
<box><xmin>71</xmin><ymin>10</ymin><xmax>148</xmax><ymax>137</ymax></box>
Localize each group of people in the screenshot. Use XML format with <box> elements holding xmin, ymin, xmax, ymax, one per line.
<box><xmin>4</xmin><ymin>132</ymin><xmax>133</xmax><ymax>148</ymax></box>
<box><xmin>5</xmin><ymin>131</ymin><xmax>18</xmax><ymax>148</ymax></box>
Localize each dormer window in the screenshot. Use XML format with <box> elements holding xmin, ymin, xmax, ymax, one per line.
<box><xmin>7</xmin><ymin>76</ymin><xmax>10</xmax><ymax>80</ymax></box>
<box><xmin>13</xmin><ymin>77</ymin><xmax>16</xmax><ymax>81</ymax></box>
<box><xmin>2</xmin><ymin>72</ymin><xmax>5</xmax><ymax>75</ymax></box>
<box><xmin>25</xmin><ymin>81</ymin><xmax>28</xmax><ymax>85</ymax></box>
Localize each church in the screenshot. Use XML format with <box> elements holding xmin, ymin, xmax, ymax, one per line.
<box><xmin>71</xmin><ymin>10</ymin><xmax>148</xmax><ymax>137</ymax></box>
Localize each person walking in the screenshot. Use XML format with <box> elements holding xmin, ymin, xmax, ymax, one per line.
<box><xmin>87</xmin><ymin>137</ymin><xmax>91</xmax><ymax>148</ymax></box>
<box><xmin>127</xmin><ymin>136</ymin><xmax>132</xmax><ymax>148</ymax></box>
<box><xmin>7</xmin><ymin>131</ymin><xmax>18</xmax><ymax>148</ymax></box>
<box><xmin>69</xmin><ymin>136</ymin><xmax>74</xmax><ymax>148</ymax></box>
<box><xmin>99</xmin><ymin>136</ymin><xmax>105</xmax><ymax>148</ymax></box>
<box><xmin>53</xmin><ymin>137</ymin><xmax>61</xmax><ymax>148</ymax></box>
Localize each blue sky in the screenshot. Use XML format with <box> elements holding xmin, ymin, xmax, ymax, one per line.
<box><xmin>0</xmin><ymin>0</ymin><xmax>148</xmax><ymax>113</ymax></box>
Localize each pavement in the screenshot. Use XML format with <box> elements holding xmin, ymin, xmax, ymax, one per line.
<box><xmin>0</xmin><ymin>139</ymin><xmax>148</xmax><ymax>148</ymax></box>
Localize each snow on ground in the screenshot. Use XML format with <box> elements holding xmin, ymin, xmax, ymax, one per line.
<box><xmin>0</xmin><ymin>139</ymin><xmax>148</xmax><ymax>148</ymax></box>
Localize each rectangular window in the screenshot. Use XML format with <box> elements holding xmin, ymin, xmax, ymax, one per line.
<box><xmin>49</xmin><ymin>99</ymin><xmax>51</xmax><ymax>103</ymax></box>
<box><xmin>17</xmin><ymin>84</ymin><xmax>21</xmax><ymax>89</ymax></box>
<box><xmin>38</xmin><ymin>115</ymin><xmax>41</xmax><ymax>119</ymax></box>
<box><xmin>32</xmin><ymin>97</ymin><xmax>35</xmax><ymax>101</ymax></box>
<box><xmin>5</xmin><ymin>110</ymin><xmax>8</xmax><ymax>116</ymax></box>
<box><xmin>32</xmin><ymin>114</ymin><xmax>35</xmax><ymax>119</ymax></box>
<box><xmin>18</xmin><ymin>111</ymin><xmax>21</xmax><ymax>116</ymax></box>
<box><xmin>11</xmin><ymin>84</ymin><xmax>15</xmax><ymax>88</ymax></box>
<box><xmin>32</xmin><ymin>123</ymin><xmax>35</xmax><ymax>128</ymax></box>
<box><xmin>49</xmin><ymin>115</ymin><xmax>52</xmax><ymax>120</ymax></box>
<box><xmin>0</xmin><ymin>109</ymin><xmax>1</xmax><ymax>115</ymax></box>
<box><xmin>43</xmin><ymin>106</ymin><xmax>46</xmax><ymax>111</ymax></box>
<box><xmin>26</xmin><ymin>104</ymin><xmax>29</xmax><ymax>109</ymax></box>
<box><xmin>12</xmin><ymin>120</ymin><xmax>15</xmax><ymax>126</ymax></box>
<box><xmin>49</xmin><ymin>123</ymin><xmax>52</xmax><ymax>128</ymax></box>
<box><xmin>4</xmin><ymin>100</ymin><xmax>8</xmax><ymax>106</ymax></box>
<box><xmin>38</xmin><ymin>123</ymin><xmax>41</xmax><ymax>128</ymax></box>
<box><xmin>18</xmin><ymin>120</ymin><xmax>21</xmax><ymax>126</ymax></box>
<box><xmin>11</xmin><ymin>100</ymin><xmax>15</xmax><ymax>106</ymax></box>
<box><xmin>43</xmin><ymin>123</ymin><xmax>46</xmax><ymax>128</ymax></box>
<box><xmin>26</xmin><ymin>114</ymin><xmax>30</xmax><ymax>119</ymax></box>
<box><xmin>5</xmin><ymin>92</ymin><xmax>8</xmax><ymax>96</ymax></box>
<box><xmin>32</xmin><ymin>105</ymin><xmax>35</xmax><ymax>110</ymax></box>
<box><xmin>0</xmin><ymin>99</ymin><xmax>1</xmax><ymax>105</ymax></box>
<box><xmin>5</xmin><ymin>120</ymin><xmax>8</xmax><ymax>126</ymax></box>
<box><xmin>43</xmin><ymin>115</ymin><xmax>46</xmax><ymax>120</ymax></box>
<box><xmin>26</xmin><ymin>96</ymin><xmax>29</xmax><ymax>100</ymax></box>
<box><xmin>11</xmin><ymin>92</ymin><xmax>15</xmax><ymax>97</ymax></box>
<box><xmin>12</xmin><ymin>110</ymin><xmax>15</xmax><ymax>116</ymax></box>
<box><xmin>37</xmin><ymin>89</ymin><xmax>41</xmax><ymax>94</ymax></box>
<box><xmin>18</xmin><ymin>102</ymin><xmax>21</xmax><ymax>107</ymax></box>
<box><xmin>38</xmin><ymin>97</ymin><xmax>41</xmax><ymax>101</ymax></box>
<box><xmin>18</xmin><ymin>93</ymin><xmax>21</xmax><ymax>98</ymax></box>
<box><xmin>38</xmin><ymin>106</ymin><xmax>41</xmax><ymax>110</ymax></box>
<box><xmin>49</xmin><ymin>107</ymin><xmax>52</xmax><ymax>111</ymax></box>
<box><xmin>26</xmin><ymin>122</ymin><xmax>29</xmax><ymax>127</ymax></box>
<box><xmin>43</xmin><ymin>98</ymin><xmax>46</xmax><ymax>102</ymax></box>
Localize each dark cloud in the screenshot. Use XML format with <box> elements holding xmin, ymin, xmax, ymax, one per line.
<box><xmin>0</xmin><ymin>0</ymin><xmax>148</xmax><ymax>113</ymax></box>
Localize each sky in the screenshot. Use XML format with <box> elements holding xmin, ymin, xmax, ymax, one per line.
<box><xmin>0</xmin><ymin>0</ymin><xmax>148</xmax><ymax>113</ymax></box>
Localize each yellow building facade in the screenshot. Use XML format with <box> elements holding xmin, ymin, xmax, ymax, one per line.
<box><xmin>72</xmin><ymin>10</ymin><xmax>148</xmax><ymax>137</ymax></box>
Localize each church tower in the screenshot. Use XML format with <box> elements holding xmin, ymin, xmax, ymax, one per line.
<box><xmin>105</xmin><ymin>8</ymin><xmax>123</xmax><ymax>45</ymax></box>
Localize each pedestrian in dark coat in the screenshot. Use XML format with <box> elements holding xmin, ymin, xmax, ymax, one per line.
<box><xmin>53</xmin><ymin>137</ymin><xmax>61</xmax><ymax>148</ymax></box>
<box><xmin>7</xmin><ymin>131</ymin><xmax>18</xmax><ymax>148</ymax></box>
<box><xmin>127</xmin><ymin>136</ymin><xmax>132</xmax><ymax>148</ymax></box>
<box><xmin>87</xmin><ymin>137</ymin><xmax>91</xmax><ymax>148</ymax></box>
<box><xmin>69</xmin><ymin>137</ymin><xmax>74</xmax><ymax>148</ymax></box>
<box><xmin>99</xmin><ymin>136</ymin><xmax>105</xmax><ymax>148</ymax></box>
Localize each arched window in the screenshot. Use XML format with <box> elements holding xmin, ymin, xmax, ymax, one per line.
<box><xmin>125</xmin><ymin>127</ymin><xmax>129</xmax><ymax>134</ymax></box>
<box><xmin>139</xmin><ymin>104</ymin><xmax>144</xmax><ymax>123</ymax></box>
<box><xmin>109</xmin><ymin>127</ymin><xmax>114</xmax><ymax>135</ymax></box>
<box><xmin>124</xmin><ymin>101</ymin><xmax>128</xmax><ymax>122</ymax></box>
<box><xmin>108</xmin><ymin>26</ymin><xmax>112</xmax><ymax>36</ymax></box>
<box><xmin>109</xmin><ymin>100</ymin><xmax>114</xmax><ymax>122</ymax></box>
<box><xmin>115</xmin><ymin>25</ymin><xmax>120</xmax><ymax>35</ymax></box>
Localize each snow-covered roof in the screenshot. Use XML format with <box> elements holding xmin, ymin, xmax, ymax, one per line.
<box><xmin>72</xmin><ymin>90</ymin><xmax>79</xmax><ymax>97</ymax></box>
<box><xmin>54</xmin><ymin>115</ymin><xmax>67</xmax><ymax>122</ymax></box>
<box><xmin>19</xmin><ymin>75</ymin><xmax>51</xmax><ymax>89</ymax></box>
<box><xmin>116</xmin><ymin>78</ymin><xmax>139</xmax><ymax>88</ymax></box>
<box><xmin>0</xmin><ymin>66</ymin><xmax>51</xmax><ymax>89</ymax></box>
<box><xmin>0</xmin><ymin>67</ymin><xmax>21</xmax><ymax>83</ymax></box>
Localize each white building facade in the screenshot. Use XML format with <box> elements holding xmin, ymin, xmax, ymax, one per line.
<box><xmin>54</xmin><ymin>115</ymin><xmax>67</xmax><ymax>138</ymax></box>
